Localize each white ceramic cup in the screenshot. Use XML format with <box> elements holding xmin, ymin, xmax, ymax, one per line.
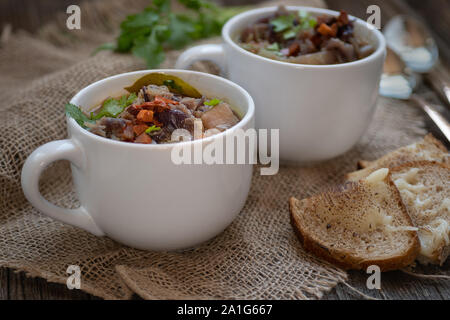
<box><xmin>175</xmin><ymin>6</ymin><xmax>386</xmax><ymax>162</ymax></box>
<box><xmin>21</xmin><ymin>70</ymin><xmax>255</xmax><ymax>251</ymax></box>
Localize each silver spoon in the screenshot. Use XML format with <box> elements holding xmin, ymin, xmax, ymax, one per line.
<box><xmin>383</xmin><ymin>15</ymin><xmax>450</xmax><ymax>106</ymax></box>
<box><xmin>379</xmin><ymin>47</ymin><xmax>450</xmax><ymax>142</ymax></box>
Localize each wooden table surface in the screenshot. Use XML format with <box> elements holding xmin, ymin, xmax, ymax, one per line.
<box><xmin>0</xmin><ymin>0</ymin><xmax>449</xmax><ymax>300</ymax></box>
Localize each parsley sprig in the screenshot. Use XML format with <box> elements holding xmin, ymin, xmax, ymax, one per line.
<box><xmin>90</xmin><ymin>93</ymin><xmax>137</xmax><ymax>120</ymax></box>
<box><xmin>96</xmin><ymin>0</ymin><xmax>243</xmax><ymax>68</ymax></box>
<box><xmin>270</xmin><ymin>11</ymin><xmax>317</xmax><ymax>41</ymax></box>
<box><xmin>65</xmin><ymin>103</ymin><xmax>94</xmax><ymax>128</ymax></box>
<box><xmin>65</xmin><ymin>93</ymin><xmax>137</xmax><ymax>128</ymax></box>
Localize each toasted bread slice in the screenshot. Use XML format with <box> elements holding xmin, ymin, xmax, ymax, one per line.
<box><xmin>290</xmin><ymin>168</ymin><xmax>420</xmax><ymax>271</ymax></box>
<box><xmin>347</xmin><ymin>134</ymin><xmax>449</xmax><ymax>181</ymax></box>
<box><xmin>390</xmin><ymin>161</ymin><xmax>450</xmax><ymax>265</ymax></box>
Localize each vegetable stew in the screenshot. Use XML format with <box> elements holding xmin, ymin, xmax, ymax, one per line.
<box><xmin>237</xmin><ymin>6</ymin><xmax>375</xmax><ymax>65</ymax></box>
<box><xmin>66</xmin><ymin>73</ymin><xmax>240</xmax><ymax>144</ymax></box>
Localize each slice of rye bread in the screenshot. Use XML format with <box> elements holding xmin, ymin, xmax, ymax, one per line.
<box><xmin>347</xmin><ymin>134</ymin><xmax>449</xmax><ymax>181</ymax></box>
<box><xmin>390</xmin><ymin>161</ymin><xmax>450</xmax><ymax>265</ymax></box>
<box><xmin>290</xmin><ymin>168</ymin><xmax>420</xmax><ymax>271</ymax></box>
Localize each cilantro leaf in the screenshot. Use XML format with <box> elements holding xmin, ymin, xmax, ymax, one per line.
<box><xmin>95</xmin><ymin>0</ymin><xmax>244</xmax><ymax>68</ymax></box>
<box><xmin>65</xmin><ymin>103</ymin><xmax>93</xmax><ymax>128</ymax></box>
<box><xmin>283</xmin><ymin>25</ymin><xmax>302</xmax><ymax>40</ymax></box>
<box><xmin>153</xmin><ymin>0</ymin><xmax>171</xmax><ymax>13</ymax></box>
<box><xmin>266</xmin><ymin>43</ymin><xmax>280</xmax><ymax>51</ymax></box>
<box><xmin>132</xmin><ymin>30</ymin><xmax>165</xmax><ymax>69</ymax></box>
<box><xmin>298</xmin><ymin>10</ymin><xmax>309</xmax><ymax>19</ymax></box>
<box><xmin>270</xmin><ymin>14</ymin><xmax>295</xmax><ymax>32</ymax></box>
<box><xmin>120</xmin><ymin>9</ymin><xmax>159</xmax><ymax>30</ymax></box>
<box><xmin>272</xmin><ymin>11</ymin><xmax>317</xmax><ymax>40</ymax></box>
<box><xmin>204</xmin><ymin>98</ymin><xmax>222</xmax><ymax>106</ymax></box>
<box><xmin>166</xmin><ymin>14</ymin><xmax>197</xmax><ymax>49</ymax></box>
<box><xmin>91</xmin><ymin>93</ymin><xmax>137</xmax><ymax>120</ymax></box>
<box><xmin>178</xmin><ymin>0</ymin><xmax>216</xmax><ymax>10</ymax></box>
<box><xmin>298</xmin><ymin>11</ymin><xmax>317</xmax><ymax>29</ymax></box>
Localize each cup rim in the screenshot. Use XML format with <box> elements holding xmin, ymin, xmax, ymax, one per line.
<box><xmin>222</xmin><ymin>6</ymin><xmax>386</xmax><ymax>69</ymax></box>
<box><xmin>68</xmin><ymin>69</ymin><xmax>255</xmax><ymax>150</ymax></box>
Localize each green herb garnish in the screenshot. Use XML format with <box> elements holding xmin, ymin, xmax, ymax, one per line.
<box><xmin>95</xmin><ymin>0</ymin><xmax>244</xmax><ymax>68</ymax></box>
<box><xmin>298</xmin><ymin>10</ymin><xmax>309</xmax><ymax>19</ymax></box>
<box><xmin>65</xmin><ymin>103</ymin><xmax>94</xmax><ymax>128</ymax></box>
<box><xmin>266</xmin><ymin>43</ymin><xmax>280</xmax><ymax>51</ymax></box>
<box><xmin>271</xmin><ymin>11</ymin><xmax>318</xmax><ymax>40</ymax></box>
<box><xmin>145</xmin><ymin>125</ymin><xmax>161</xmax><ymax>134</ymax></box>
<box><xmin>298</xmin><ymin>11</ymin><xmax>317</xmax><ymax>29</ymax></box>
<box><xmin>270</xmin><ymin>14</ymin><xmax>296</xmax><ymax>32</ymax></box>
<box><xmin>91</xmin><ymin>93</ymin><xmax>137</xmax><ymax>120</ymax></box>
<box><xmin>204</xmin><ymin>98</ymin><xmax>222</xmax><ymax>106</ymax></box>
<box><xmin>282</xmin><ymin>29</ymin><xmax>297</xmax><ymax>40</ymax></box>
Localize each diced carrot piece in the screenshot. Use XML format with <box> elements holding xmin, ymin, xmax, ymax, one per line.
<box><xmin>317</xmin><ymin>23</ymin><xmax>330</xmax><ymax>35</ymax></box>
<box><xmin>317</xmin><ymin>23</ymin><xmax>336</xmax><ymax>37</ymax></box>
<box><xmin>330</xmin><ymin>23</ymin><xmax>338</xmax><ymax>37</ymax></box>
<box><xmin>135</xmin><ymin>133</ymin><xmax>152</xmax><ymax>144</ymax></box>
<box><xmin>133</xmin><ymin>124</ymin><xmax>149</xmax><ymax>136</ymax></box>
<box><xmin>137</xmin><ymin>110</ymin><xmax>154</xmax><ymax>122</ymax></box>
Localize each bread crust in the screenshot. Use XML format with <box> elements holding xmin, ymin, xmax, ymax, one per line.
<box><xmin>289</xmin><ymin>175</ymin><xmax>420</xmax><ymax>272</ymax></box>
<box><xmin>346</xmin><ymin>134</ymin><xmax>449</xmax><ymax>182</ymax></box>
<box><xmin>291</xmin><ymin>135</ymin><xmax>447</xmax><ymax>271</ymax></box>
<box><xmin>423</xmin><ymin>133</ymin><xmax>449</xmax><ymax>154</ymax></box>
<box><xmin>389</xmin><ymin>160</ymin><xmax>450</xmax><ymax>173</ymax></box>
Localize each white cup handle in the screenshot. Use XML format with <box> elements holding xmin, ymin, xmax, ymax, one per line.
<box><xmin>175</xmin><ymin>44</ymin><xmax>227</xmax><ymax>76</ymax></box>
<box><xmin>21</xmin><ymin>139</ymin><xmax>104</xmax><ymax>236</ymax></box>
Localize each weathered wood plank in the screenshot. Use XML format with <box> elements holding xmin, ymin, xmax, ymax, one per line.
<box><xmin>324</xmin><ymin>269</ymin><xmax>449</xmax><ymax>300</ymax></box>
<box><xmin>3</xmin><ymin>268</ymin><xmax>99</xmax><ymax>300</ymax></box>
<box><xmin>7</xmin><ymin>269</ymin><xmax>26</xmax><ymax>300</ymax></box>
<box><xmin>0</xmin><ymin>267</ymin><xmax>8</xmax><ymax>299</ymax></box>
<box><xmin>323</xmin><ymin>0</ymin><xmax>450</xmax><ymax>300</ymax></box>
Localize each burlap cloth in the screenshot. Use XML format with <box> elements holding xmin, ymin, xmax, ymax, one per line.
<box><xmin>0</xmin><ymin>0</ymin><xmax>429</xmax><ymax>299</ymax></box>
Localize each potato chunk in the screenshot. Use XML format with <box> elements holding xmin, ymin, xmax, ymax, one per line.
<box><xmin>201</xmin><ymin>103</ymin><xmax>239</xmax><ymax>131</ymax></box>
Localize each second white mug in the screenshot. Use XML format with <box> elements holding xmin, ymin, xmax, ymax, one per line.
<box><xmin>176</xmin><ymin>6</ymin><xmax>386</xmax><ymax>163</ymax></box>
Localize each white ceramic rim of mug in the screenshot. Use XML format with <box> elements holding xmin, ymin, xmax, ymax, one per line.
<box><xmin>222</xmin><ymin>6</ymin><xmax>386</xmax><ymax>69</ymax></box>
<box><xmin>69</xmin><ymin>69</ymin><xmax>255</xmax><ymax>150</ymax></box>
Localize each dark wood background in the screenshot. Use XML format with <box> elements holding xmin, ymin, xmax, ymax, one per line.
<box><xmin>0</xmin><ymin>0</ymin><xmax>449</xmax><ymax>300</ymax></box>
